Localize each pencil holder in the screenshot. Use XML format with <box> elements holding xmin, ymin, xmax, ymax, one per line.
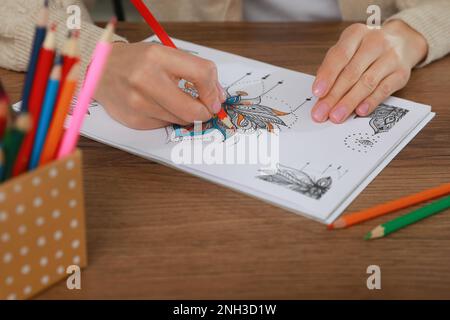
<box><xmin>0</xmin><ymin>149</ymin><xmax>87</xmax><ymax>300</ymax></box>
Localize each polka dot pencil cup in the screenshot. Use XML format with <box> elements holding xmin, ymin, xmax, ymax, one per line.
<box><xmin>0</xmin><ymin>149</ymin><xmax>86</xmax><ymax>300</ymax></box>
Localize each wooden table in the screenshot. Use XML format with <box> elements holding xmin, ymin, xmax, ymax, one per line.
<box><xmin>1</xmin><ymin>22</ymin><xmax>449</xmax><ymax>299</ymax></box>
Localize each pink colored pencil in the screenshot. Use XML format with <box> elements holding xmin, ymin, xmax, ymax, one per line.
<box><xmin>57</xmin><ymin>18</ymin><xmax>115</xmax><ymax>158</ymax></box>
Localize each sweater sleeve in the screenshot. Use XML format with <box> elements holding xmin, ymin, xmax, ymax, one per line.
<box><xmin>387</xmin><ymin>0</ymin><xmax>450</xmax><ymax>67</ymax></box>
<box><xmin>0</xmin><ymin>0</ymin><xmax>127</xmax><ymax>76</ymax></box>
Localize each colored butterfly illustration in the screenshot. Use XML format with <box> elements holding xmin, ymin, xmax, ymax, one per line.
<box><xmin>355</xmin><ymin>103</ymin><xmax>409</xmax><ymax>134</ymax></box>
<box><xmin>172</xmin><ymin>73</ymin><xmax>311</xmax><ymax>141</ymax></box>
<box><xmin>257</xmin><ymin>163</ymin><xmax>332</xmax><ymax>200</ymax></box>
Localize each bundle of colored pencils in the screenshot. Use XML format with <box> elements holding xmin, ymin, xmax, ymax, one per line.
<box><xmin>328</xmin><ymin>183</ymin><xmax>450</xmax><ymax>240</ymax></box>
<box><xmin>0</xmin><ymin>0</ymin><xmax>115</xmax><ymax>183</ymax></box>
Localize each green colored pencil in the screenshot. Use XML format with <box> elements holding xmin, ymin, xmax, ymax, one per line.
<box><xmin>365</xmin><ymin>195</ymin><xmax>450</xmax><ymax>240</ymax></box>
<box><xmin>1</xmin><ymin>112</ymin><xmax>32</xmax><ymax>182</ymax></box>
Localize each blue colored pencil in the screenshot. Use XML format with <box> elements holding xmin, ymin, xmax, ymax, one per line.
<box><xmin>0</xmin><ymin>144</ymin><xmax>4</xmax><ymax>179</ymax></box>
<box><xmin>20</xmin><ymin>0</ymin><xmax>49</xmax><ymax>112</ymax></box>
<box><xmin>29</xmin><ymin>55</ymin><xmax>62</xmax><ymax>170</ymax></box>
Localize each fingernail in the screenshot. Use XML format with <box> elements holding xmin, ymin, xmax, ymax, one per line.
<box><xmin>312</xmin><ymin>102</ymin><xmax>329</xmax><ymax>122</ymax></box>
<box><xmin>357</xmin><ymin>102</ymin><xmax>370</xmax><ymax>116</ymax></box>
<box><xmin>212</xmin><ymin>99</ymin><xmax>222</xmax><ymax>113</ymax></box>
<box><xmin>330</xmin><ymin>105</ymin><xmax>348</xmax><ymax>123</ymax></box>
<box><xmin>313</xmin><ymin>80</ymin><xmax>327</xmax><ymax>97</ymax></box>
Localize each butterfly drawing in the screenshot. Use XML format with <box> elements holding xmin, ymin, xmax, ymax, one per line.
<box><xmin>355</xmin><ymin>103</ymin><xmax>409</xmax><ymax>134</ymax></box>
<box><xmin>171</xmin><ymin>73</ymin><xmax>310</xmax><ymax>141</ymax></box>
<box><xmin>257</xmin><ymin>163</ymin><xmax>332</xmax><ymax>200</ymax></box>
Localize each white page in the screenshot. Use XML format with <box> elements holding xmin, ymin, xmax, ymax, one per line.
<box><xmin>54</xmin><ymin>37</ymin><xmax>433</xmax><ymax>222</ymax></box>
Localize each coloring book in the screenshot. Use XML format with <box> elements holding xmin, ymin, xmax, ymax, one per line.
<box><xmin>70</xmin><ymin>36</ymin><xmax>435</xmax><ymax>223</ymax></box>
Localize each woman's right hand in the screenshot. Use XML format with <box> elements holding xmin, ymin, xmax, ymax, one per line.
<box><xmin>94</xmin><ymin>42</ymin><xmax>226</xmax><ymax>129</ymax></box>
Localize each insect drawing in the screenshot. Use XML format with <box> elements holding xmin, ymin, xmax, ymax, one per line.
<box><xmin>257</xmin><ymin>163</ymin><xmax>333</xmax><ymax>200</ymax></box>
<box><xmin>355</xmin><ymin>103</ymin><xmax>409</xmax><ymax>135</ymax></box>
<box><xmin>169</xmin><ymin>72</ymin><xmax>312</xmax><ymax>142</ymax></box>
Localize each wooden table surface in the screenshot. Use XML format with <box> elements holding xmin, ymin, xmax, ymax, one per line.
<box><xmin>1</xmin><ymin>22</ymin><xmax>449</xmax><ymax>299</ymax></box>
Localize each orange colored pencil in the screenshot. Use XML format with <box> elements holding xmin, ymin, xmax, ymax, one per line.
<box><xmin>328</xmin><ymin>182</ymin><xmax>450</xmax><ymax>229</ymax></box>
<box><xmin>39</xmin><ymin>62</ymin><xmax>79</xmax><ymax>165</ymax></box>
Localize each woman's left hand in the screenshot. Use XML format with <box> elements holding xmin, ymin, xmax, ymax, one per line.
<box><xmin>311</xmin><ymin>20</ymin><xmax>428</xmax><ymax>123</ymax></box>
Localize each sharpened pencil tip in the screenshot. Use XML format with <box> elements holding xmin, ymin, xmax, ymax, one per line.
<box><xmin>328</xmin><ymin>218</ymin><xmax>346</xmax><ymax>229</ymax></box>
<box><xmin>364</xmin><ymin>232</ymin><xmax>372</xmax><ymax>240</ymax></box>
<box><xmin>221</xmin><ymin>117</ymin><xmax>234</xmax><ymax>129</ymax></box>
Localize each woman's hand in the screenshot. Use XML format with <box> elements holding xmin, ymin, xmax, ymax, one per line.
<box><xmin>94</xmin><ymin>42</ymin><xmax>226</xmax><ymax>129</ymax></box>
<box><xmin>311</xmin><ymin>20</ymin><xmax>428</xmax><ymax>123</ymax></box>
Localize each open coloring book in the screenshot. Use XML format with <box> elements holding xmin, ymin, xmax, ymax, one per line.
<box><xmin>72</xmin><ymin>36</ymin><xmax>435</xmax><ymax>223</ymax></box>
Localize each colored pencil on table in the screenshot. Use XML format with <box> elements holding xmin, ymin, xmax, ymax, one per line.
<box><xmin>1</xmin><ymin>113</ymin><xmax>32</xmax><ymax>181</ymax></box>
<box><xmin>328</xmin><ymin>182</ymin><xmax>450</xmax><ymax>230</ymax></box>
<box><xmin>365</xmin><ymin>195</ymin><xmax>450</xmax><ymax>240</ymax></box>
<box><xmin>57</xmin><ymin>18</ymin><xmax>116</xmax><ymax>159</ymax></box>
<box><xmin>129</xmin><ymin>0</ymin><xmax>233</xmax><ymax>129</ymax></box>
<box><xmin>13</xmin><ymin>23</ymin><xmax>57</xmax><ymax>176</ymax></box>
<box><xmin>29</xmin><ymin>55</ymin><xmax>63</xmax><ymax>170</ymax></box>
<box><xmin>40</xmin><ymin>62</ymin><xmax>80</xmax><ymax>165</ymax></box>
<box><xmin>19</xmin><ymin>0</ymin><xmax>49</xmax><ymax>114</ymax></box>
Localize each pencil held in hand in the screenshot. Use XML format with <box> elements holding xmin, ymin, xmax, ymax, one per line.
<box><xmin>130</xmin><ymin>0</ymin><xmax>233</xmax><ymax>128</ymax></box>
<box><xmin>57</xmin><ymin>19</ymin><xmax>116</xmax><ymax>159</ymax></box>
<box><xmin>130</xmin><ymin>0</ymin><xmax>176</xmax><ymax>48</ymax></box>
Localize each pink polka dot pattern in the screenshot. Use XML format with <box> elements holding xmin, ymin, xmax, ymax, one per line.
<box><xmin>0</xmin><ymin>150</ymin><xmax>86</xmax><ymax>300</ymax></box>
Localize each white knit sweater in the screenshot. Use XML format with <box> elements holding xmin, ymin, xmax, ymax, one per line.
<box><xmin>0</xmin><ymin>0</ymin><xmax>449</xmax><ymax>76</ymax></box>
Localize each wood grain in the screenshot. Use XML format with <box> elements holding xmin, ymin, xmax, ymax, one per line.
<box><xmin>1</xmin><ymin>22</ymin><xmax>449</xmax><ymax>299</ymax></box>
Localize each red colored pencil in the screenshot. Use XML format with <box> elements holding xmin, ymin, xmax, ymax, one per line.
<box><xmin>130</xmin><ymin>0</ymin><xmax>233</xmax><ymax>129</ymax></box>
<box><xmin>130</xmin><ymin>0</ymin><xmax>175</xmax><ymax>48</ymax></box>
<box><xmin>54</xmin><ymin>30</ymin><xmax>80</xmax><ymax>112</ymax></box>
<box><xmin>0</xmin><ymin>79</ymin><xmax>10</xmax><ymax>139</ymax></box>
<box><xmin>13</xmin><ymin>23</ymin><xmax>57</xmax><ymax>176</ymax></box>
<box><xmin>61</xmin><ymin>30</ymin><xmax>80</xmax><ymax>82</ymax></box>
